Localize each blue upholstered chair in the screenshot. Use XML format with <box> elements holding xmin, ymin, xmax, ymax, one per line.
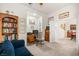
<box><xmin>0</xmin><ymin>40</ymin><xmax>33</xmax><ymax>56</ymax></box>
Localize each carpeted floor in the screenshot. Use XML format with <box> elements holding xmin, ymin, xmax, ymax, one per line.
<box><xmin>26</xmin><ymin>39</ymin><xmax>78</xmax><ymax>56</ymax></box>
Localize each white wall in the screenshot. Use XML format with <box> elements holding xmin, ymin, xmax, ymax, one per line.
<box><xmin>76</xmin><ymin>4</ymin><xmax>79</xmax><ymax>53</ymax></box>
<box><xmin>49</xmin><ymin>4</ymin><xmax>77</xmax><ymax>42</ymax></box>
<box><xmin>0</xmin><ymin>3</ymin><xmax>48</xmax><ymax>45</ymax></box>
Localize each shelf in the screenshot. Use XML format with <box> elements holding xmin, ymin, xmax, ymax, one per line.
<box><xmin>2</xmin><ymin>21</ymin><xmax>17</xmax><ymax>23</ymax></box>
<box><xmin>2</xmin><ymin>33</ymin><xmax>17</xmax><ymax>35</ymax></box>
<box><xmin>2</xmin><ymin>27</ymin><xmax>17</xmax><ymax>29</ymax></box>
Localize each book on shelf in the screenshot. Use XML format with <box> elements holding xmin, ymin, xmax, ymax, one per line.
<box><xmin>3</xmin><ymin>34</ymin><xmax>17</xmax><ymax>41</ymax></box>
<box><xmin>3</xmin><ymin>18</ymin><xmax>9</xmax><ymax>22</ymax></box>
<box><xmin>3</xmin><ymin>23</ymin><xmax>8</xmax><ymax>27</ymax></box>
<box><xmin>10</xmin><ymin>19</ymin><xmax>13</xmax><ymax>22</ymax></box>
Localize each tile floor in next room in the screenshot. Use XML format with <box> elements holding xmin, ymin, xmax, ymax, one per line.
<box><xmin>26</xmin><ymin>39</ymin><xmax>78</xmax><ymax>56</ymax></box>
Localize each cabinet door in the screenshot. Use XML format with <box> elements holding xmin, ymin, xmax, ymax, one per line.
<box><xmin>45</xmin><ymin>30</ymin><xmax>49</xmax><ymax>42</ymax></box>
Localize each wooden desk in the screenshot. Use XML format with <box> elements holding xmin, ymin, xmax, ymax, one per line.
<box><xmin>27</xmin><ymin>33</ymin><xmax>35</xmax><ymax>44</ymax></box>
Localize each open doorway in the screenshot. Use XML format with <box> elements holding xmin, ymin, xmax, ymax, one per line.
<box><xmin>26</xmin><ymin>12</ymin><xmax>43</xmax><ymax>45</ymax></box>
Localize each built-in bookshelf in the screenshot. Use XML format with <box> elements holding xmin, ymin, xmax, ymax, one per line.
<box><xmin>2</xmin><ymin>17</ymin><xmax>18</xmax><ymax>41</ymax></box>
<box><xmin>0</xmin><ymin>13</ymin><xmax>18</xmax><ymax>42</ymax></box>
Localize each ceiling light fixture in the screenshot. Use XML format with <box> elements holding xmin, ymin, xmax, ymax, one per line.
<box><xmin>28</xmin><ymin>3</ymin><xmax>43</xmax><ymax>6</ymax></box>
<box><xmin>40</xmin><ymin>3</ymin><xmax>43</xmax><ymax>5</ymax></box>
<box><xmin>28</xmin><ymin>3</ymin><xmax>32</xmax><ymax>5</ymax></box>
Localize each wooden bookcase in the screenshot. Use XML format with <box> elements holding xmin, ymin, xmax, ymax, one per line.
<box><xmin>0</xmin><ymin>13</ymin><xmax>18</xmax><ymax>43</ymax></box>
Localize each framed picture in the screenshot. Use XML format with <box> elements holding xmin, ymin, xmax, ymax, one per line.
<box><xmin>59</xmin><ymin>12</ymin><xmax>69</xmax><ymax>19</ymax></box>
<box><xmin>70</xmin><ymin>24</ymin><xmax>76</xmax><ymax>30</ymax></box>
<box><xmin>48</xmin><ymin>16</ymin><xmax>54</xmax><ymax>21</ymax></box>
<box><xmin>60</xmin><ymin>24</ymin><xmax>66</xmax><ymax>30</ymax></box>
<box><xmin>48</xmin><ymin>16</ymin><xmax>54</xmax><ymax>25</ymax></box>
<box><xmin>19</xmin><ymin>18</ymin><xmax>26</xmax><ymax>34</ymax></box>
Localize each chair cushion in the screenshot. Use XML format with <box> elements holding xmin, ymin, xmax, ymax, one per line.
<box><xmin>0</xmin><ymin>40</ymin><xmax>15</xmax><ymax>56</ymax></box>
<box><xmin>15</xmin><ymin>47</ymin><xmax>33</xmax><ymax>56</ymax></box>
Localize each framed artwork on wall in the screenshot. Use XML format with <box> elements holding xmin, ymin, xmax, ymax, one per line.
<box><xmin>60</xmin><ymin>24</ymin><xmax>66</xmax><ymax>30</ymax></box>
<box><xmin>59</xmin><ymin>12</ymin><xmax>69</xmax><ymax>19</ymax></box>
<box><xmin>48</xmin><ymin>16</ymin><xmax>54</xmax><ymax>22</ymax></box>
<box><xmin>70</xmin><ymin>24</ymin><xmax>76</xmax><ymax>30</ymax></box>
<box><xmin>29</xmin><ymin>19</ymin><xmax>35</xmax><ymax>30</ymax></box>
<box><xmin>19</xmin><ymin>18</ymin><xmax>26</xmax><ymax>34</ymax></box>
<box><xmin>48</xmin><ymin>16</ymin><xmax>54</xmax><ymax>25</ymax></box>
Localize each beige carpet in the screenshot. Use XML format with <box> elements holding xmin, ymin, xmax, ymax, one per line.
<box><xmin>26</xmin><ymin>39</ymin><xmax>78</xmax><ymax>56</ymax></box>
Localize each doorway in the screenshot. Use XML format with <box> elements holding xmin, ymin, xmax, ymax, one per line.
<box><xmin>26</xmin><ymin>12</ymin><xmax>43</xmax><ymax>45</ymax></box>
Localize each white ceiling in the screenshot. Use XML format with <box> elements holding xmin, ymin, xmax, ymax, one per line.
<box><xmin>25</xmin><ymin>3</ymin><xmax>76</xmax><ymax>14</ymax></box>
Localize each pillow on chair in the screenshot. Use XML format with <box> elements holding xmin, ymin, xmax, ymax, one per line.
<box><xmin>0</xmin><ymin>40</ymin><xmax>15</xmax><ymax>56</ymax></box>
